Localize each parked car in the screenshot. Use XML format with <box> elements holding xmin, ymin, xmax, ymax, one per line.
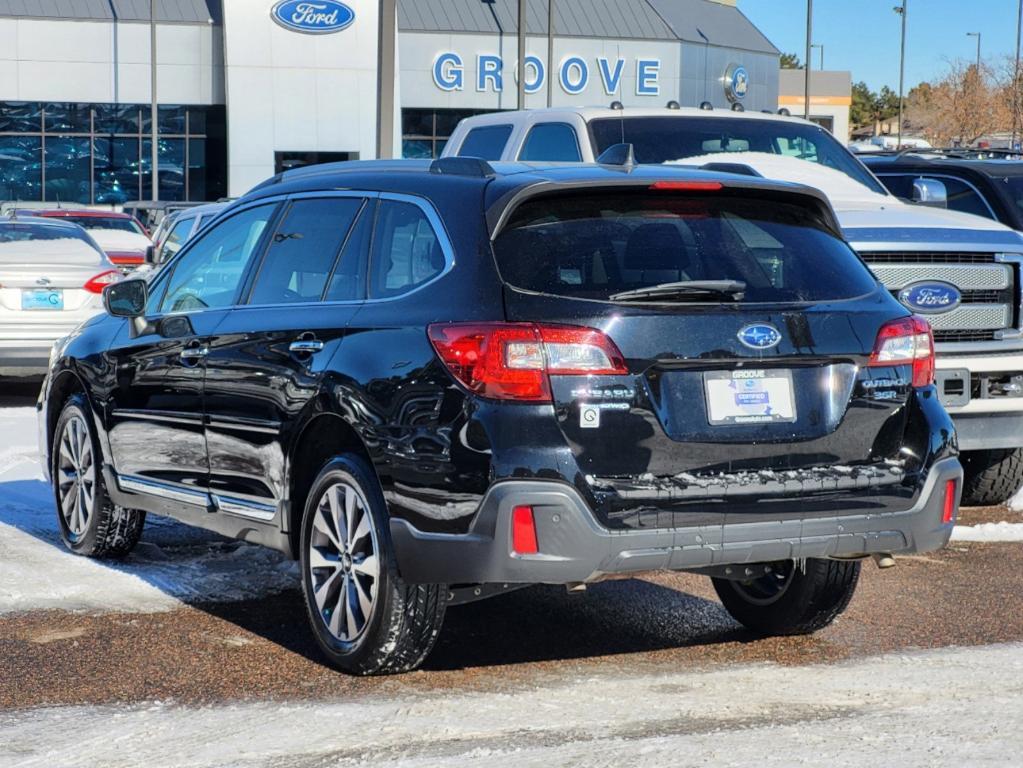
<box><xmin>0</xmin><ymin>217</ymin><xmax>120</xmax><ymax>377</ymax></box>
<box><xmin>862</xmin><ymin>150</ymin><xmax>1023</xmax><ymax>232</ymax></box>
<box><xmin>28</xmin><ymin>209</ymin><xmax>152</xmax><ymax>269</ymax></box>
<box><xmin>38</xmin><ymin>159</ymin><xmax>961</xmax><ymax>674</ymax></box>
<box><xmin>150</xmin><ymin>202</ymin><xmax>229</xmax><ymax>266</ymax></box>
<box><xmin>445</xmin><ymin>107</ymin><xmax>1023</xmax><ymax>506</ymax></box>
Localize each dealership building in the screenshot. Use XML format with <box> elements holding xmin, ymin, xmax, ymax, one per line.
<box><xmin>0</xmin><ymin>0</ymin><xmax>780</xmax><ymax>203</ymax></box>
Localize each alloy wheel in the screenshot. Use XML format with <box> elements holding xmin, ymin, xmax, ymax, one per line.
<box><xmin>729</xmin><ymin>561</ymin><xmax>796</xmax><ymax>606</ymax></box>
<box><xmin>308</xmin><ymin>481</ymin><xmax>380</xmax><ymax>642</ymax></box>
<box><xmin>57</xmin><ymin>414</ymin><xmax>95</xmax><ymax>538</ymax></box>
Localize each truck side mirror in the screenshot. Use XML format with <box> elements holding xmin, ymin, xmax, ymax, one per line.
<box><xmin>144</xmin><ymin>244</ymin><xmax>157</xmax><ymax>265</ymax></box>
<box><xmin>911</xmin><ymin>178</ymin><xmax>948</xmax><ymax>208</ymax></box>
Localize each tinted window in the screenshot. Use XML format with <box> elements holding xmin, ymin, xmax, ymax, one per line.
<box><xmin>156</xmin><ymin>204</ymin><xmax>276</xmax><ymax>313</ymax></box>
<box><xmin>519</xmin><ymin>123</ymin><xmax>582</xmax><ymax>162</ymax></box>
<box><xmin>248</xmin><ymin>197</ymin><xmax>363</xmax><ymax>305</ymax></box>
<box><xmin>160</xmin><ymin>217</ymin><xmax>195</xmax><ymax>263</ymax></box>
<box><xmin>590</xmin><ymin>116</ymin><xmax>888</xmax><ymax>195</ymax></box>
<box><xmin>493</xmin><ymin>192</ymin><xmax>877</xmax><ymax>303</ymax></box>
<box><xmin>457</xmin><ymin>125</ymin><xmax>513</xmax><ymax>160</ymax></box>
<box><xmin>877</xmin><ymin>174</ymin><xmax>995</xmax><ymax>220</ymax></box>
<box><xmin>325</xmin><ymin>201</ymin><xmax>374</xmax><ymax>301</ymax></box>
<box><xmin>0</xmin><ymin>222</ymin><xmax>101</xmax><ymax>264</ymax></box>
<box><xmin>369</xmin><ymin>201</ymin><xmax>445</xmax><ymax>299</ymax></box>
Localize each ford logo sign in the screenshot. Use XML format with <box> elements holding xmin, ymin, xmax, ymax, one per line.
<box><xmin>271</xmin><ymin>0</ymin><xmax>354</xmax><ymax>34</ymax></box>
<box><xmin>737</xmin><ymin>323</ymin><xmax>782</xmax><ymax>350</ymax></box>
<box><xmin>898</xmin><ymin>281</ymin><xmax>962</xmax><ymax>314</ymax></box>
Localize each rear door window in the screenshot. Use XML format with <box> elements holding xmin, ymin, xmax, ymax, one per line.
<box><xmin>248</xmin><ymin>197</ymin><xmax>364</xmax><ymax>305</ymax></box>
<box><xmin>369</xmin><ymin>200</ymin><xmax>446</xmax><ymax>299</ymax></box>
<box><xmin>456</xmin><ymin>125</ymin><xmax>512</xmax><ymax>160</ymax></box>
<box><xmin>493</xmin><ymin>191</ymin><xmax>878</xmax><ymax>303</ymax></box>
<box><xmin>519</xmin><ymin>123</ymin><xmax>582</xmax><ymax>162</ymax></box>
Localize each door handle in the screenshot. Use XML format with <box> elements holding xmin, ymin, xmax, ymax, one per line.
<box><xmin>289</xmin><ymin>339</ymin><xmax>325</xmax><ymax>354</ymax></box>
<box><xmin>180</xmin><ymin>346</ymin><xmax>209</xmax><ymax>363</ymax></box>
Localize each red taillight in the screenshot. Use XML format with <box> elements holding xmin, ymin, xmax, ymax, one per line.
<box><xmin>511</xmin><ymin>505</ymin><xmax>539</xmax><ymax>555</ymax></box>
<box><xmin>83</xmin><ymin>270</ymin><xmax>122</xmax><ymax>294</ymax></box>
<box><xmin>427</xmin><ymin>323</ymin><xmax>627</xmax><ymax>402</ymax></box>
<box><xmin>942</xmin><ymin>479</ymin><xmax>958</xmax><ymax>524</ymax></box>
<box><xmin>868</xmin><ymin>315</ymin><xmax>935</xmax><ymax>387</ymax></box>
<box><xmin>649</xmin><ymin>180</ymin><xmax>723</xmax><ymax>191</ymax></box>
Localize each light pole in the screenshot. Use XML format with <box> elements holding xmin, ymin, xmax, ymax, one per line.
<box><xmin>149</xmin><ymin>0</ymin><xmax>158</xmax><ymax>201</ymax></box>
<box><xmin>811</xmin><ymin>43</ymin><xmax>824</xmax><ymax>70</ymax></box>
<box><xmin>546</xmin><ymin>0</ymin><xmax>555</xmax><ymax>108</ymax></box>
<box><xmin>1014</xmin><ymin>2</ymin><xmax>1022</xmax><ymax>150</ymax></box>
<box><xmin>517</xmin><ymin>0</ymin><xmax>526</xmax><ymax>110</ymax></box>
<box><xmin>967</xmin><ymin>31</ymin><xmax>982</xmax><ymax>74</ymax></box>
<box><xmin>376</xmin><ymin>0</ymin><xmax>397</xmax><ymax>159</ymax></box>
<box><xmin>804</xmin><ymin>0</ymin><xmax>813</xmax><ymax>119</ymax></box>
<box><xmin>894</xmin><ymin>2</ymin><xmax>906</xmax><ymax>148</ymax></box>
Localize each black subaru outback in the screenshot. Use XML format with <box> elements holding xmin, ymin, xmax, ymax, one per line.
<box><xmin>38</xmin><ymin>159</ymin><xmax>961</xmax><ymax>675</ymax></box>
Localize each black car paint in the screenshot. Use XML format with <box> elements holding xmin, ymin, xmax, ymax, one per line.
<box><xmin>38</xmin><ymin>162</ymin><xmax>957</xmax><ymax>566</ymax></box>
<box><xmin>862</xmin><ymin>155</ymin><xmax>1023</xmax><ymax>231</ymax></box>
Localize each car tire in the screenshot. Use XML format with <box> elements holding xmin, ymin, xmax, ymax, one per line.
<box><xmin>300</xmin><ymin>454</ymin><xmax>447</xmax><ymax>675</ymax></box>
<box><xmin>959</xmin><ymin>448</ymin><xmax>1023</xmax><ymax>507</ymax></box>
<box><xmin>52</xmin><ymin>393</ymin><xmax>146</xmax><ymax>558</ymax></box>
<box><xmin>711</xmin><ymin>558</ymin><xmax>860</xmax><ymax>636</ymax></box>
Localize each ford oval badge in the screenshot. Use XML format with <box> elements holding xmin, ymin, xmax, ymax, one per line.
<box><xmin>898</xmin><ymin>281</ymin><xmax>962</xmax><ymax>314</ymax></box>
<box><xmin>737</xmin><ymin>323</ymin><xmax>782</xmax><ymax>350</ymax></box>
<box><xmin>271</xmin><ymin>0</ymin><xmax>355</xmax><ymax>34</ymax></box>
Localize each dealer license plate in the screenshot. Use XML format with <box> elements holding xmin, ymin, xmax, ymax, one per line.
<box><xmin>704</xmin><ymin>369</ymin><xmax>797</xmax><ymax>425</ymax></box>
<box><xmin>21</xmin><ymin>289</ymin><xmax>64</xmax><ymax>311</ymax></box>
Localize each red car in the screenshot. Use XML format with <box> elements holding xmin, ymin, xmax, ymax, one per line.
<box><xmin>29</xmin><ymin>210</ymin><xmax>152</xmax><ymax>268</ymax></box>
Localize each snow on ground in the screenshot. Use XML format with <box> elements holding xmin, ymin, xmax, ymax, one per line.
<box><xmin>2</xmin><ymin>642</ymin><xmax>1022</xmax><ymax>767</ymax></box>
<box><xmin>0</xmin><ymin>407</ymin><xmax>296</xmax><ymax>615</ymax></box>
<box><xmin>951</xmin><ymin>522</ymin><xmax>1023</xmax><ymax>542</ymax></box>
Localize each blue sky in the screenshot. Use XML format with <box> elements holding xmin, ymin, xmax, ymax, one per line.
<box><xmin>738</xmin><ymin>0</ymin><xmax>1022</xmax><ymax>91</ymax></box>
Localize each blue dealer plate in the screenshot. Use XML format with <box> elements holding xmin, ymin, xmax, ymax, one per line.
<box><xmin>21</xmin><ymin>289</ymin><xmax>63</xmax><ymax>310</ymax></box>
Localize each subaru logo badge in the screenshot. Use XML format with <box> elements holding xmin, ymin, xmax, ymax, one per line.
<box><xmin>737</xmin><ymin>323</ymin><xmax>782</xmax><ymax>350</ymax></box>
<box><xmin>898</xmin><ymin>281</ymin><xmax>961</xmax><ymax>314</ymax></box>
<box><xmin>271</xmin><ymin>0</ymin><xmax>355</xmax><ymax>34</ymax></box>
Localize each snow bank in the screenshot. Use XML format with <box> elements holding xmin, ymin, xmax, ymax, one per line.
<box><xmin>2</xmin><ymin>642</ymin><xmax>1022</xmax><ymax>767</ymax></box>
<box><xmin>0</xmin><ymin>407</ymin><xmax>296</xmax><ymax>615</ymax></box>
<box><xmin>951</xmin><ymin>522</ymin><xmax>1023</xmax><ymax>543</ymax></box>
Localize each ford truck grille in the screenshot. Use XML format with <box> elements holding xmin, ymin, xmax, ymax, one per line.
<box><xmin>860</xmin><ymin>252</ymin><xmax>1016</xmax><ymax>343</ymax></box>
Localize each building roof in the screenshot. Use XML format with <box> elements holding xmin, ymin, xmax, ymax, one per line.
<box><xmin>644</xmin><ymin>0</ymin><xmax>779</xmax><ymax>54</ymax></box>
<box><xmin>0</xmin><ymin>0</ymin><xmax>221</xmax><ymax>23</ymax></box>
<box><xmin>398</xmin><ymin>0</ymin><xmax>676</xmax><ymax>40</ymax></box>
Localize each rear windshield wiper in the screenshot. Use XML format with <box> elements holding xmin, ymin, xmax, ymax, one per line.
<box><xmin>609</xmin><ymin>280</ymin><xmax>747</xmax><ymax>303</ymax></box>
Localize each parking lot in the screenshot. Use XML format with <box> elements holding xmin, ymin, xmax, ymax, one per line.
<box><xmin>2</xmin><ymin>384</ymin><xmax>1022</xmax><ymax>766</ymax></box>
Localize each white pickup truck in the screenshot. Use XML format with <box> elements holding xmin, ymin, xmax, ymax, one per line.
<box><xmin>445</xmin><ymin>107</ymin><xmax>1023</xmax><ymax>505</ymax></box>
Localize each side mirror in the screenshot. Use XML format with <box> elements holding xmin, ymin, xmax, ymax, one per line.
<box><xmin>911</xmin><ymin>177</ymin><xmax>948</xmax><ymax>208</ymax></box>
<box><xmin>103</xmin><ymin>278</ymin><xmax>148</xmax><ymax>318</ymax></box>
<box><xmin>144</xmin><ymin>244</ymin><xmax>157</xmax><ymax>265</ymax></box>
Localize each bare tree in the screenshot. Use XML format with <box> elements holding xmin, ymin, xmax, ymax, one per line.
<box><xmin>906</xmin><ymin>59</ymin><xmax>1008</xmax><ymax>145</ymax></box>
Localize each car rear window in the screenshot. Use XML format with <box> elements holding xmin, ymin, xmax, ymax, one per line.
<box><xmin>0</xmin><ymin>222</ymin><xmax>101</xmax><ymax>263</ymax></box>
<box><xmin>492</xmin><ymin>191</ymin><xmax>878</xmax><ymax>304</ymax></box>
<box><xmin>56</xmin><ymin>216</ymin><xmax>144</xmax><ymax>234</ymax></box>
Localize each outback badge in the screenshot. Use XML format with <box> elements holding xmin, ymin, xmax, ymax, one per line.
<box><xmin>737</xmin><ymin>323</ymin><xmax>782</xmax><ymax>350</ymax></box>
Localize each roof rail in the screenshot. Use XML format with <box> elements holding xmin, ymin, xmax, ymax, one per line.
<box><xmin>596</xmin><ymin>143</ymin><xmax>636</xmax><ymax>169</ymax></box>
<box><xmin>429</xmin><ymin>156</ymin><xmax>496</xmax><ymax>178</ymax></box>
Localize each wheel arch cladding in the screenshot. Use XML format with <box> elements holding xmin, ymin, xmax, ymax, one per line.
<box><xmin>46</xmin><ymin>370</ymin><xmax>89</xmax><ymax>461</ymax></box>
<box><xmin>288</xmin><ymin>412</ymin><xmax>375</xmax><ymax>559</ymax></box>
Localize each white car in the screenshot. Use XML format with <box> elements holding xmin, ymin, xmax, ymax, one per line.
<box><xmin>445</xmin><ymin>106</ymin><xmax>1023</xmax><ymax>505</ymax></box>
<box><xmin>29</xmin><ymin>210</ymin><xmax>152</xmax><ymax>270</ymax></box>
<box><xmin>0</xmin><ymin>217</ymin><xmax>120</xmax><ymax>377</ymax></box>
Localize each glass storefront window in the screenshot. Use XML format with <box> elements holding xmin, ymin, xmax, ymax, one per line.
<box><xmin>0</xmin><ymin>103</ymin><xmax>41</xmax><ymax>133</ymax></box>
<box><xmin>1</xmin><ymin>101</ymin><xmax>224</xmax><ymax>203</ymax></box>
<box><xmin>95</xmin><ymin>104</ymin><xmax>141</xmax><ymax>134</ymax></box>
<box><xmin>401</xmin><ymin>108</ymin><xmax>498</xmax><ymax>159</ymax></box>
<box><xmin>94</xmin><ymin>137</ymin><xmax>141</xmax><ymax>204</ymax></box>
<box><xmin>45</xmin><ymin>103</ymin><xmax>92</xmax><ymax>133</ymax></box>
<box><xmin>44</xmin><ymin>136</ymin><xmax>91</xmax><ymax>203</ymax></box>
<box><xmin>0</xmin><ymin>136</ymin><xmax>42</xmax><ymax>201</ymax></box>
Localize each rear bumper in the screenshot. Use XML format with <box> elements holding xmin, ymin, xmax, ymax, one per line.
<box><xmin>0</xmin><ymin>340</ymin><xmax>53</xmax><ymax>376</ymax></box>
<box><xmin>390</xmin><ymin>456</ymin><xmax>963</xmax><ymax>585</ymax></box>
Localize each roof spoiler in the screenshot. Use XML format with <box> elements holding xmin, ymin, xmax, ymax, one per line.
<box><xmin>596</xmin><ymin>143</ymin><xmax>636</xmax><ymax>169</ymax></box>
<box><xmin>429</xmin><ymin>157</ymin><xmax>496</xmax><ymax>178</ymax></box>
